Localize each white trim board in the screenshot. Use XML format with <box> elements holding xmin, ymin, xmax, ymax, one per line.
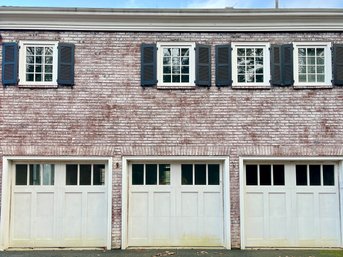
<box><xmin>121</xmin><ymin>156</ymin><xmax>230</xmax><ymax>249</ymax></box>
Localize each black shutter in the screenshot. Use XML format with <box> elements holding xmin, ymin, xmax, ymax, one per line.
<box><xmin>141</xmin><ymin>43</ymin><xmax>157</xmax><ymax>86</ymax></box>
<box><xmin>58</xmin><ymin>43</ymin><xmax>75</xmax><ymax>86</ymax></box>
<box><xmin>2</xmin><ymin>42</ymin><xmax>18</xmax><ymax>86</ymax></box>
<box><xmin>270</xmin><ymin>45</ymin><xmax>282</xmax><ymax>86</ymax></box>
<box><xmin>282</xmin><ymin>44</ymin><xmax>294</xmax><ymax>86</ymax></box>
<box><xmin>215</xmin><ymin>44</ymin><xmax>232</xmax><ymax>87</ymax></box>
<box><xmin>270</xmin><ymin>44</ymin><xmax>293</xmax><ymax>86</ymax></box>
<box><xmin>333</xmin><ymin>44</ymin><xmax>343</xmax><ymax>86</ymax></box>
<box><xmin>196</xmin><ymin>44</ymin><xmax>211</xmax><ymax>87</ymax></box>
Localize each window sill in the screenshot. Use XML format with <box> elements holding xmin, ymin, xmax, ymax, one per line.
<box><xmin>157</xmin><ymin>85</ymin><xmax>196</xmax><ymax>90</ymax></box>
<box><xmin>293</xmin><ymin>84</ymin><xmax>333</xmax><ymax>89</ymax></box>
<box><xmin>18</xmin><ymin>84</ymin><xmax>58</xmax><ymax>89</ymax></box>
<box><xmin>232</xmin><ymin>84</ymin><xmax>271</xmax><ymax>90</ymax></box>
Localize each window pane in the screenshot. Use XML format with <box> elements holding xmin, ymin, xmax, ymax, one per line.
<box><xmin>35</xmin><ymin>47</ymin><xmax>43</xmax><ymax>55</ymax></box>
<box><xmin>195</xmin><ymin>164</ymin><xmax>206</xmax><ymax>185</ymax></box>
<box><xmin>80</xmin><ymin>165</ymin><xmax>91</xmax><ymax>185</ymax></box>
<box><xmin>42</xmin><ymin>164</ymin><xmax>54</xmax><ymax>185</ymax></box>
<box><xmin>29</xmin><ymin>164</ymin><xmax>41</xmax><ymax>185</ymax></box>
<box><xmin>26</xmin><ymin>73</ymin><xmax>34</xmax><ymax>81</ymax></box>
<box><xmin>132</xmin><ymin>164</ymin><xmax>144</xmax><ymax>185</ymax></box>
<box><xmin>45</xmin><ymin>74</ymin><xmax>52</xmax><ymax>81</ymax></box>
<box><xmin>93</xmin><ymin>164</ymin><xmax>105</xmax><ymax>185</ymax></box>
<box><xmin>172</xmin><ymin>75</ymin><xmax>180</xmax><ymax>83</ymax></box>
<box><xmin>182</xmin><ymin>164</ymin><xmax>193</xmax><ymax>185</ymax></box>
<box><xmin>323</xmin><ymin>165</ymin><xmax>335</xmax><ymax>186</ymax></box>
<box><xmin>309</xmin><ymin>165</ymin><xmax>321</xmax><ymax>186</ymax></box>
<box><xmin>273</xmin><ymin>165</ymin><xmax>285</xmax><ymax>186</ymax></box>
<box><xmin>296</xmin><ymin>165</ymin><xmax>307</xmax><ymax>186</ymax></box>
<box><xmin>159</xmin><ymin>164</ymin><xmax>170</xmax><ymax>185</ymax></box>
<box><xmin>146</xmin><ymin>164</ymin><xmax>157</xmax><ymax>185</ymax></box>
<box><xmin>163</xmin><ymin>75</ymin><xmax>171</xmax><ymax>83</ymax></box>
<box><xmin>16</xmin><ymin>164</ymin><xmax>28</xmax><ymax>185</ymax></box>
<box><xmin>66</xmin><ymin>164</ymin><xmax>78</xmax><ymax>185</ymax></box>
<box><xmin>246</xmin><ymin>165</ymin><xmax>258</xmax><ymax>185</ymax></box>
<box><xmin>260</xmin><ymin>165</ymin><xmax>271</xmax><ymax>186</ymax></box>
<box><xmin>163</xmin><ymin>57</ymin><xmax>171</xmax><ymax>65</ymax></box>
<box><xmin>181</xmin><ymin>75</ymin><xmax>189</xmax><ymax>83</ymax></box>
<box><xmin>208</xmin><ymin>164</ymin><xmax>220</xmax><ymax>185</ymax></box>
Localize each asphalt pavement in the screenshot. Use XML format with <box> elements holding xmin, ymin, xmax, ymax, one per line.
<box><xmin>0</xmin><ymin>249</ymin><xmax>343</xmax><ymax>257</ymax></box>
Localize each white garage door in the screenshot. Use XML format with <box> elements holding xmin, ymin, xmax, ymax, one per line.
<box><xmin>10</xmin><ymin>163</ymin><xmax>108</xmax><ymax>248</ymax></box>
<box><xmin>244</xmin><ymin>163</ymin><xmax>341</xmax><ymax>248</ymax></box>
<box><xmin>128</xmin><ymin>162</ymin><xmax>224</xmax><ymax>247</ymax></box>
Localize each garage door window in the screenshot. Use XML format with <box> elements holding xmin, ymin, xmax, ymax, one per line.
<box><xmin>66</xmin><ymin>164</ymin><xmax>105</xmax><ymax>186</ymax></box>
<box><xmin>15</xmin><ymin>164</ymin><xmax>55</xmax><ymax>186</ymax></box>
<box><xmin>296</xmin><ymin>164</ymin><xmax>335</xmax><ymax>186</ymax></box>
<box><xmin>246</xmin><ymin>164</ymin><xmax>285</xmax><ymax>186</ymax></box>
<box><xmin>181</xmin><ymin>164</ymin><xmax>220</xmax><ymax>185</ymax></box>
<box><xmin>132</xmin><ymin>164</ymin><xmax>171</xmax><ymax>185</ymax></box>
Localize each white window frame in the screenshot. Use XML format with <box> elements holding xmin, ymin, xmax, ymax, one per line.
<box><xmin>157</xmin><ymin>42</ymin><xmax>196</xmax><ymax>88</ymax></box>
<box><xmin>18</xmin><ymin>41</ymin><xmax>58</xmax><ymax>86</ymax></box>
<box><xmin>232</xmin><ymin>42</ymin><xmax>270</xmax><ymax>88</ymax></box>
<box><xmin>293</xmin><ymin>42</ymin><xmax>332</xmax><ymax>87</ymax></box>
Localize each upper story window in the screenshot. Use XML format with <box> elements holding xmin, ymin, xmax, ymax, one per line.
<box><xmin>232</xmin><ymin>42</ymin><xmax>270</xmax><ymax>87</ymax></box>
<box><xmin>293</xmin><ymin>42</ymin><xmax>332</xmax><ymax>86</ymax></box>
<box><xmin>157</xmin><ymin>42</ymin><xmax>196</xmax><ymax>88</ymax></box>
<box><xmin>19</xmin><ymin>41</ymin><xmax>58</xmax><ymax>86</ymax></box>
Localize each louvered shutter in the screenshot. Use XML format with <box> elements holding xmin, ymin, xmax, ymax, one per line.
<box><xmin>2</xmin><ymin>42</ymin><xmax>18</xmax><ymax>86</ymax></box>
<box><xmin>333</xmin><ymin>44</ymin><xmax>343</xmax><ymax>86</ymax></box>
<box><xmin>58</xmin><ymin>43</ymin><xmax>75</xmax><ymax>86</ymax></box>
<box><xmin>270</xmin><ymin>44</ymin><xmax>293</xmax><ymax>86</ymax></box>
<box><xmin>270</xmin><ymin>45</ymin><xmax>282</xmax><ymax>86</ymax></box>
<box><xmin>282</xmin><ymin>44</ymin><xmax>294</xmax><ymax>86</ymax></box>
<box><xmin>215</xmin><ymin>45</ymin><xmax>232</xmax><ymax>87</ymax></box>
<box><xmin>141</xmin><ymin>43</ymin><xmax>157</xmax><ymax>86</ymax></box>
<box><xmin>196</xmin><ymin>44</ymin><xmax>211</xmax><ymax>87</ymax></box>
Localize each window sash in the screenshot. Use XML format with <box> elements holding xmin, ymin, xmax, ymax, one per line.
<box><xmin>232</xmin><ymin>43</ymin><xmax>270</xmax><ymax>86</ymax></box>
<box><xmin>293</xmin><ymin>42</ymin><xmax>332</xmax><ymax>86</ymax></box>
<box><xmin>157</xmin><ymin>42</ymin><xmax>195</xmax><ymax>87</ymax></box>
<box><xmin>18</xmin><ymin>41</ymin><xmax>58</xmax><ymax>86</ymax></box>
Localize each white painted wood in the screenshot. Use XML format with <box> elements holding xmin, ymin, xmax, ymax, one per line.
<box><xmin>8</xmin><ymin>162</ymin><xmax>109</xmax><ymax>248</ymax></box>
<box><xmin>243</xmin><ymin>162</ymin><xmax>341</xmax><ymax>248</ymax></box>
<box><xmin>127</xmin><ymin>162</ymin><xmax>224</xmax><ymax>247</ymax></box>
<box><xmin>122</xmin><ymin>156</ymin><xmax>230</xmax><ymax>249</ymax></box>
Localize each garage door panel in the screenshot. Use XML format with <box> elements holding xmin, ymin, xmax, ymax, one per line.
<box><xmin>268</xmin><ymin>193</ymin><xmax>288</xmax><ymax>240</ymax></box>
<box><xmin>129</xmin><ymin>192</ymin><xmax>149</xmax><ymax>242</ymax></box>
<box><xmin>63</xmin><ymin>192</ymin><xmax>83</xmax><ymax>240</ymax></box>
<box><xmin>35</xmin><ymin>192</ymin><xmax>55</xmax><ymax>240</ymax></box>
<box><xmin>181</xmin><ymin>192</ymin><xmax>198</xmax><ymax>217</ymax></box>
<box><xmin>319</xmin><ymin>193</ymin><xmax>340</xmax><ymax>243</ymax></box>
<box><xmin>86</xmin><ymin>192</ymin><xmax>107</xmax><ymax>240</ymax></box>
<box><xmin>12</xmin><ymin>193</ymin><xmax>31</xmax><ymax>241</ymax></box>
<box><xmin>296</xmin><ymin>193</ymin><xmax>316</xmax><ymax>241</ymax></box>
<box><xmin>153</xmin><ymin>192</ymin><xmax>171</xmax><ymax>217</ymax></box>
<box><xmin>204</xmin><ymin>192</ymin><xmax>222</xmax><ymax>217</ymax></box>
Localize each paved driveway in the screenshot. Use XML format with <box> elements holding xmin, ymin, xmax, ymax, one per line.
<box><xmin>0</xmin><ymin>249</ymin><xmax>343</xmax><ymax>257</ymax></box>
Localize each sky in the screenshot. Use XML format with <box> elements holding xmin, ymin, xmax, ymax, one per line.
<box><xmin>2</xmin><ymin>0</ymin><xmax>343</xmax><ymax>9</ymax></box>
